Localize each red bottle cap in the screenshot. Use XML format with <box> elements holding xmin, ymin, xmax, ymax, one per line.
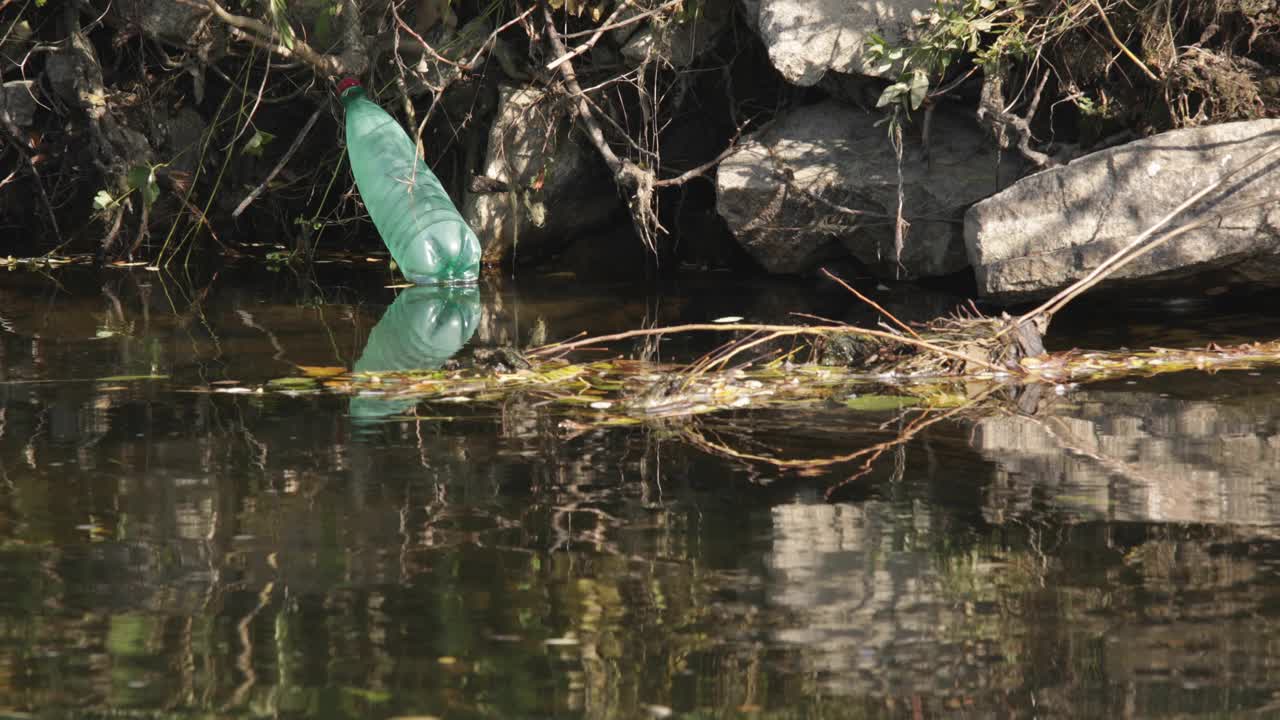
<box><xmin>336</xmin><ymin>77</ymin><xmax>362</xmax><ymax>96</ymax></box>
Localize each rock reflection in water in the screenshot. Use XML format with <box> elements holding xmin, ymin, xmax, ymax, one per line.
<box><xmin>973</xmin><ymin>375</ymin><xmax>1280</xmax><ymax>524</ymax></box>
<box><xmin>350</xmin><ymin>285</ymin><xmax>480</xmax><ymax>419</ymax></box>
<box><xmin>9</xmin><ymin>269</ymin><xmax>1280</xmax><ymax>717</ymax></box>
<box><xmin>767</xmin><ymin>500</ymin><xmax>1012</xmax><ymax>702</ymax></box>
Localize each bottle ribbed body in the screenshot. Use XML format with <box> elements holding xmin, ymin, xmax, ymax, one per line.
<box><xmin>343</xmin><ymin>89</ymin><xmax>480</xmax><ymax>284</ymax></box>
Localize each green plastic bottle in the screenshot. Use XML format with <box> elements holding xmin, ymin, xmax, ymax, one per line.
<box><xmin>338</xmin><ymin>77</ymin><xmax>481</xmax><ymax>284</ymax></box>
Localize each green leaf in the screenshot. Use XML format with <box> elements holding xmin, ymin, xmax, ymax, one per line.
<box><xmin>844</xmin><ymin>395</ymin><xmax>920</xmax><ymax>411</ymax></box>
<box><xmin>93</xmin><ymin>190</ymin><xmax>115</xmax><ymax>211</ymax></box>
<box><xmin>268</xmin><ymin>376</ymin><xmax>318</xmax><ymax>389</ymax></box>
<box><xmin>908</xmin><ymin>70</ymin><xmax>930</xmax><ymax>110</ymax></box>
<box><xmin>126</xmin><ymin>165</ymin><xmax>160</xmax><ymax>209</ymax></box>
<box><xmin>268</xmin><ymin>0</ymin><xmax>296</xmax><ymax>50</ymax></box>
<box><xmin>340</xmin><ymin>686</ymin><xmax>391</xmax><ymax>704</ymax></box>
<box><xmin>243</xmin><ymin>129</ymin><xmax>275</xmax><ymax>157</ymax></box>
<box><xmin>876</xmin><ymin>83</ymin><xmax>907</xmax><ymax>108</ymax></box>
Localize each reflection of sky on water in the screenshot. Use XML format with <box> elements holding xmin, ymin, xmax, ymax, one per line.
<box><xmin>349</xmin><ymin>285</ymin><xmax>480</xmax><ymax>420</ymax></box>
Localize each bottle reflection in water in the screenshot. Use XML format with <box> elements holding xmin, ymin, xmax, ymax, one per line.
<box><xmin>350</xmin><ymin>285</ymin><xmax>480</xmax><ymax>420</ymax></box>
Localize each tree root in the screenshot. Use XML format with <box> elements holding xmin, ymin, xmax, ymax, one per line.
<box><xmin>976</xmin><ymin>71</ymin><xmax>1056</xmax><ymax>168</ymax></box>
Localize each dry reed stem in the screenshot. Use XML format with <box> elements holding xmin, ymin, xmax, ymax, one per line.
<box><xmin>1089</xmin><ymin>0</ymin><xmax>1159</xmax><ymax>81</ymax></box>
<box><xmin>529</xmin><ymin>322</ymin><xmax>1010</xmax><ymax>374</ymax></box>
<box><xmin>820</xmin><ymin>268</ymin><xmax>921</xmax><ymax>339</ymax></box>
<box><xmin>1016</xmin><ymin>140</ymin><xmax>1280</xmax><ymax>329</ymax></box>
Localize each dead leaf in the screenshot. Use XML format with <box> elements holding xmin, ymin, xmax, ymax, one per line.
<box><xmin>298</xmin><ymin>365</ymin><xmax>348</xmax><ymax>378</ymax></box>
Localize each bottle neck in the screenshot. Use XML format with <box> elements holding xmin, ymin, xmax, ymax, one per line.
<box><xmin>340</xmin><ymin>87</ymin><xmax>368</xmax><ymax>107</ymax></box>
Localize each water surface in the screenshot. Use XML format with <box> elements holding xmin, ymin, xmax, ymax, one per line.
<box><xmin>3</xmin><ymin>266</ymin><xmax>1280</xmax><ymax>718</ymax></box>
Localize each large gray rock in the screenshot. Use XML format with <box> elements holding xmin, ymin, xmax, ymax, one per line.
<box><xmin>0</xmin><ymin>81</ymin><xmax>36</xmax><ymax>129</ymax></box>
<box><xmin>45</xmin><ymin>32</ymin><xmax>106</xmax><ymax>120</ymax></box>
<box><xmin>966</xmin><ymin>120</ymin><xmax>1280</xmax><ymax>301</ymax></box>
<box><xmin>620</xmin><ymin>2</ymin><xmax>730</xmax><ymax>69</ymax></box>
<box><xmin>464</xmin><ymin>86</ymin><xmax>620</xmax><ymax>264</ymax></box>
<box><xmin>716</xmin><ymin>101</ymin><xmax>1018</xmax><ymax>278</ymax></box>
<box><xmin>744</xmin><ymin>0</ymin><xmax>932</xmax><ymax>84</ymax></box>
<box><xmin>114</xmin><ymin>0</ymin><xmax>206</xmax><ymax>44</ymax></box>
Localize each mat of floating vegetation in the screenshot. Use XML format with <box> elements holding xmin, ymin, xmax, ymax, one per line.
<box><xmin>224</xmin><ymin>337</ymin><xmax>1280</xmax><ymax>424</ymax></box>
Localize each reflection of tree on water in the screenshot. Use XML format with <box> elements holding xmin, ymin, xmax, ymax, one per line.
<box><xmin>349</xmin><ymin>285</ymin><xmax>480</xmax><ymax>420</ymax></box>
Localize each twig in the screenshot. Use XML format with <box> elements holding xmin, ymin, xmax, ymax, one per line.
<box><xmin>1090</xmin><ymin>0</ymin><xmax>1158</xmax><ymax>82</ymax></box>
<box><xmin>1</xmin><ymin>123</ymin><xmax>61</xmax><ymax>246</ymax></box>
<box><xmin>529</xmin><ymin>322</ymin><xmax>1010</xmax><ymax>374</ymax></box>
<box><xmin>681</xmin><ymin>384</ymin><xmax>997</xmax><ymax>476</ymax></box>
<box><xmin>545</xmin><ymin>0</ymin><xmax>683</xmax><ymax>71</ymax></box>
<box><xmin>1057</xmin><ymin>196</ymin><xmax>1280</xmax><ymax>300</ymax></box>
<box><xmin>544</xmin><ymin>0</ymin><xmax>629</xmax><ymax>71</ymax></box>
<box><xmin>558</xmin><ymin>0</ymin><xmax>681</xmax><ymax>39</ymax></box>
<box><xmin>820</xmin><ymin>268</ymin><xmax>921</xmax><ymax>339</ymax></box>
<box><xmin>230</xmin><ymin>51</ymin><xmax>272</xmax><ymax>146</ymax></box>
<box><xmin>387</xmin><ymin>5</ymin><xmax>536</xmax><ymax>73</ymax></box>
<box><xmin>390</xmin><ymin>1</ymin><xmax>464</xmax><ymax>70</ymax></box>
<box><xmin>165</xmin><ymin>173</ymin><xmax>229</xmax><ymax>252</ymax></box>
<box><xmin>822</xmin><ymin>386</ymin><xmax>996</xmax><ymax>499</ymax></box>
<box><xmin>891</xmin><ymin>121</ymin><xmax>907</xmax><ymax>272</ymax></box>
<box><xmin>653</xmin><ymin>120</ymin><xmax>766</xmax><ymax>188</ymax></box>
<box><xmin>683</xmin><ymin>329</ymin><xmax>787</xmax><ymax>381</ymax></box>
<box><xmin>542</xmin><ymin>3</ymin><xmax>633</xmax><ymax>183</ymax></box>
<box><xmin>184</xmin><ymin>0</ymin><xmax>366</xmax><ymax>77</ymax></box>
<box><xmin>461</xmin><ymin>6</ymin><xmax>538</xmax><ymax>69</ymax></box>
<box><xmin>542</xmin><ymin>2</ymin><xmax>660</xmax><ymax>249</ymax></box>
<box><xmin>232</xmin><ymin>105</ymin><xmax>323</xmax><ymax>218</ymax></box>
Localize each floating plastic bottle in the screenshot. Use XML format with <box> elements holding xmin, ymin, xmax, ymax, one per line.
<box><xmin>350</xmin><ymin>285</ymin><xmax>480</xmax><ymax>420</ymax></box>
<box><xmin>338</xmin><ymin>77</ymin><xmax>481</xmax><ymax>284</ymax></box>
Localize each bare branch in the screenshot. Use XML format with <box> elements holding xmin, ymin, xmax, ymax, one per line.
<box><xmin>545</xmin><ymin>0</ymin><xmax>682</xmax><ymax>71</ymax></box>
<box><xmin>184</xmin><ymin>0</ymin><xmax>366</xmax><ymax>77</ymax></box>
<box><xmin>542</xmin><ymin>2</ymin><xmax>661</xmax><ymax>248</ymax></box>
<box><xmin>232</xmin><ymin>105</ymin><xmax>324</xmax><ymax>218</ymax></box>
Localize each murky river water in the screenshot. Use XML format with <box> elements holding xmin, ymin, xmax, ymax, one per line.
<box><xmin>3</xmin><ymin>264</ymin><xmax>1280</xmax><ymax>718</ymax></box>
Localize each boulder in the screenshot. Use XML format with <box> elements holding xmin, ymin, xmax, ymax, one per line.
<box><xmin>716</xmin><ymin>101</ymin><xmax>1019</xmax><ymax>278</ymax></box>
<box><xmin>0</xmin><ymin>81</ymin><xmax>36</xmax><ymax>129</ymax></box>
<box><xmin>745</xmin><ymin>0</ymin><xmax>933</xmax><ymax>85</ymax></box>
<box><xmin>45</xmin><ymin>32</ymin><xmax>106</xmax><ymax>119</ymax></box>
<box><xmin>161</xmin><ymin>108</ymin><xmax>207</xmax><ymax>175</ymax></box>
<box><xmin>464</xmin><ymin>86</ymin><xmax>620</xmax><ymax>264</ymax></box>
<box><xmin>965</xmin><ymin>120</ymin><xmax>1280</xmax><ymax>302</ymax></box>
<box><xmin>620</xmin><ymin>3</ymin><xmax>730</xmax><ymax>69</ymax></box>
<box><xmin>114</xmin><ymin>0</ymin><xmax>207</xmax><ymax>45</ymax></box>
